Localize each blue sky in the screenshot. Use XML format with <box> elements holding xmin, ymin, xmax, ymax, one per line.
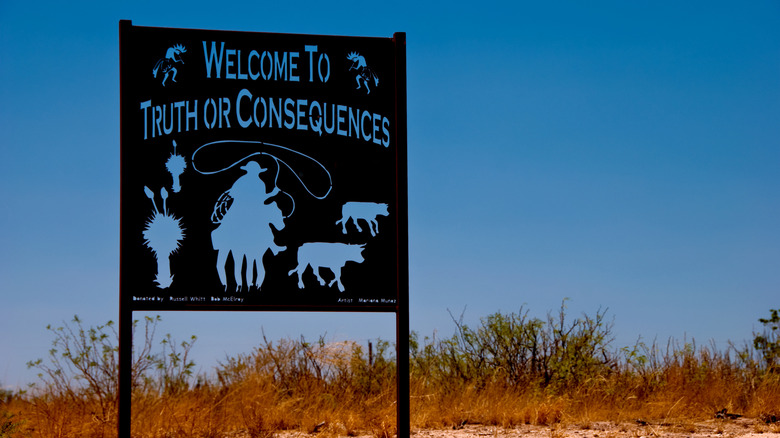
<box><xmin>1</xmin><ymin>1</ymin><xmax>779</xmax><ymax>388</ymax></box>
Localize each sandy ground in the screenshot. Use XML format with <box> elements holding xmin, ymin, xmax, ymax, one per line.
<box><xmin>406</xmin><ymin>419</ymin><xmax>780</xmax><ymax>438</ymax></box>
<box><xmin>270</xmin><ymin>417</ymin><xmax>780</xmax><ymax>438</ymax></box>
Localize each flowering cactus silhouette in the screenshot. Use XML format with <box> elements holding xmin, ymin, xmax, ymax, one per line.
<box><xmin>166</xmin><ymin>140</ymin><xmax>187</xmax><ymax>193</ymax></box>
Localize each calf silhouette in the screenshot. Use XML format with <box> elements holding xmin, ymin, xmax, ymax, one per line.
<box><xmin>335</xmin><ymin>202</ymin><xmax>388</xmax><ymax>236</ymax></box>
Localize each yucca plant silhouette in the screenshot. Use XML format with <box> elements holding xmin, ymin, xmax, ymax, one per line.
<box><xmin>143</xmin><ymin>186</ymin><xmax>185</xmax><ymax>288</ymax></box>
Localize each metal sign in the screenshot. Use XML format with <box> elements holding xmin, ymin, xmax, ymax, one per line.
<box><xmin>120</xmin><ymin>23</ymin><xmax>407</xmax><ymax>311</ymax></box>
<box><xmin>119</xmin><ymin>21</ymin><xmax>408</xmax><ymax>438</ymax></box>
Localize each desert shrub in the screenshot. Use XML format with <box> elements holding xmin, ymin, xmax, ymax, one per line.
<box><xmin>409</xmin><ymin>301</ymin><xmax>615</xmax><ymax>394</ymax></box>
<box><xmin>407</xmin><ymin>306</ymin><xmax>780</xmax><ymax>426</ymax></box>
<box><xmin>26</xmin><ymin>316</ymin><xmax>125</xmax><ymax>423</ymax></box>
<box><xmin>540</xmin><ymin>301</ymin><xmax>615</xmax><ymax>391</ymax></box>
<box><xmin>154</xmin><ymin>332</ymin><xmax>197</xmax><ymax>395</ymax></box>
<box><xmin>207</xmin><ymin>333</ymin><xmax>397</xmax><ymax>435</ymax></box>
<box><xmin>754</xmin><ymin>309</ymin><xmax>780</xmax><ymax>372</ymax></box>
<box><xmin>12</xmin><ymin>304</ymin><xmax>780</xmax><ymax>436</ymax></box>
<box><xmin>24</xmin><ymin>315</ymin><xmax>197</xmax><ymax>435</ymax></box>
<box><xmin>215</xmin><ymin>332</ymin><xmax>395</xmax><ymax>398</ymax></box>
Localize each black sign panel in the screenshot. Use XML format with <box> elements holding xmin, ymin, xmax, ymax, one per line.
<box><xmin>120</xmin><ymin>24</ymin><xmax>406</xmax><ymax>311</ymax></box>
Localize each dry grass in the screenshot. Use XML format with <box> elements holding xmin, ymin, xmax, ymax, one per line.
<box><xmin>3</xmin><ymin>308</ymin><xmax>780</xmax><ymax>437</ymax></box>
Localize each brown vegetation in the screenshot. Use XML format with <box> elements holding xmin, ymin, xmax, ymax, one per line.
<box><xmin>1</xmin><ymin>305</ymin><xmax>779</xmax><ymax>437</ymax></box>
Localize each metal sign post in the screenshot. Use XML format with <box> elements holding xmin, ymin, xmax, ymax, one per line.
<box><xmin>119</xmin><ymin>20</ymin><xmax>408</xmax><ymax>437</ymax></box>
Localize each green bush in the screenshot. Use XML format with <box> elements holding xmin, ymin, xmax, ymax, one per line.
<box><xmin>26</xmin><ymin>315</ymin><xmax>196</xmax><ymax>423</ymax></box>
<box><xmin>754</xmin><ymin>308</ymin><xmax>780</xmax><ymax>372</ymax></box>
<box><xmin>409</xmin><ymin>301</ymin><xmax>615</xmax><ymax>394</ymax></box>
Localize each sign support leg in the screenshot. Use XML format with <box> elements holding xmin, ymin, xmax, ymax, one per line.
<box><xmin>118</xmin><ymin>306</ymin><xmax>133</xmax><ymax>438</ymax></box>
<box><xmin>393</xmin><ymin>31</ymin><xmax>409</xmax><ymax>438</ymax></box>
<box><xmin>396</xmin><ymin>310</ymin><xmax>410</xmax><ymax>438</ymax></box>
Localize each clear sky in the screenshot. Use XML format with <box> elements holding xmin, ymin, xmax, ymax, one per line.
<box><xmin>1</xmin><ymin>1</ymin><xmax>778</xmax><ymax>389</ymax></box>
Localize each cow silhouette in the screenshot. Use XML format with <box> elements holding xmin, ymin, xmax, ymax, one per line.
<box><xmin>335</xmin><ymin>202</ymin><xmax>388</xmax><ymax>237</ymax></box>
<box><xmin>288</xmin><ymin>242</ymin><xmax>365</xmax><ymax>292</ymax></box>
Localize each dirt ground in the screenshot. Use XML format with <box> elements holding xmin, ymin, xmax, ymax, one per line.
<box><xmin>406</xmin><ymin>419</ymin><xmax>780</xmax><ymax>438</ymax></box>
<box><xmin>272</xmin><ymin>417</ymin><xmax>780</xmax><ymax>438</ymax></box>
